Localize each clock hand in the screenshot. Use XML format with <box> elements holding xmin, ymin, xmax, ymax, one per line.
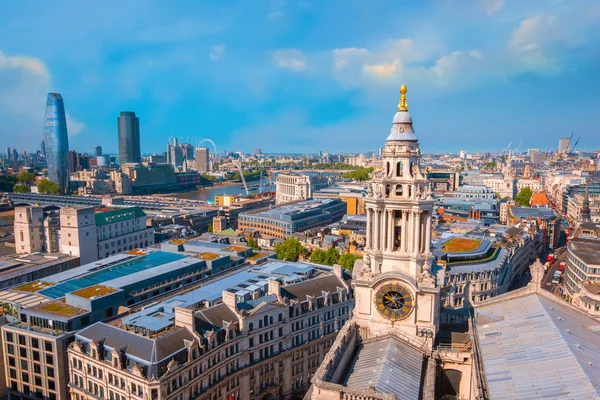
<box><xmin>385</xmin><ymin>292</ymin><xmax>398</xmax><ymax>307</ymax></box>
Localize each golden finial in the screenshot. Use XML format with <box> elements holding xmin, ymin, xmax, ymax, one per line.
<box><xmin>398</xmin><ymin>84</ymin><xmax>408</xmax><ymax>111</ymax></box>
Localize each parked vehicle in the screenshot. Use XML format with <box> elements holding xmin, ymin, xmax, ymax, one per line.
<box><xmin>558</xmin><ymin>262</ymin><xmax>566</xmax><ymax>271</ymax></box>
<box><xmin>552</xmin><ymin>270</ymin><xmax>562</xmax><ymax>284</ymax></box>
<box><xmin>546</xmin><ymin>254</ymin><xmax>557</xmax><ymax>263</ymax></box>
<box><xmin>543</xmin><ymin>262</ymin><xmax>551</xmax><ymax>272</ymax></box>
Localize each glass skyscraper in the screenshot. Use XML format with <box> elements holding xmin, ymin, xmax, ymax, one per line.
<box><xmin>118</xmin><ymin>111</ymin><xmax>141</xmax><ymax>164</ymax></box>
<box><xmin>42</xmin><ymin>93</ymin><xmax>70</xmax><ymax>193</ymax></box>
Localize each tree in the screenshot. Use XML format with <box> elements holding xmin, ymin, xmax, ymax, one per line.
<box><xmin>324</xmin><ymin>248</ymin><xmax>340</xmax><ymax>266</ymax></box>
<box><xmin>339</xmin><ymin>253</ymin><xmax>361</xmax><ymax>271</ymax></box>
<box><xmin>0</xmin><ymin>175</ymin><xmax>18</xmax><ymax>192</ymax></box>
<box><xmin>13</xmin><ymin>184</ymin><xmax>29</xmax><ymax>193</ymax></box>
<box><xmin>207</xmin><ymin>223</ymin><xmax>213</xmax><ymax>233</ymax></box>
<box><xmin>515</xmin><ymin>187</ymin><xmax>534</xmax><ymax>206</ymax></box>
<box><xmin>247</xmin><ymin>235</ymin><xmax>259</xmax><ymax>250</ymax></box>
<box><xmin>17</xmin><ymin>172</ymin><xmax>36</xmax><ymax>184</ymax></box>
<box><xmin>274</xmin><ymin>237</ymin><xmax>307</xmax><ymax>262</ymax></box>
<box><xmin>309</xmin><ymin>248</ymin><xmax>340</xmax><ymax>266</ymax></box>
<box><xmin>343</xmin><ymin>167</ymin><xmax>374</xmax><ymax>182</ymax></box>
<box><xmin>309</xmin><ymin>249</ymin><xmax>327</xmax><ymax>264</ymax></box>
<box><xmin>37</xmin><ymin>179</ymin><xmax>61</xmax><ymax>194</ymax></box>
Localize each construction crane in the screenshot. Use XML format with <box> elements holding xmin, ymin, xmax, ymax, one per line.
<box><xmin>503</xmin><ymin>141</ymin><xmax>512</xmax><ymax>155</ymax></box>
<box><xmin>569</xmin><ymin>137</ymin><xmax>581</xmax><ymax>154</ymax></box>
<box><xmin>233</xmin><ymin>160</ymin><xmax>249</xmax><ymax>197</ymax></box>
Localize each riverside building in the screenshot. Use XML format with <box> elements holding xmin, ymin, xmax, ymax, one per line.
<box><xmin>275</xmin><ymin>173</ymin><xmax>330</xmax><ymax>205</ymax></box>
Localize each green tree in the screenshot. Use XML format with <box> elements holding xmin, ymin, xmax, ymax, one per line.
<box><xmin>309</xmin><ymin>249</ymin><xmax>327</xmax><ymax>264</ymax></box>
<box><xmin>339</xmin><ymin>253</ymin><xmax>361</xmax><ymax>271</ymax></box>
<box><xmin>274</xmin><ymin>237</ymin><xmax>307</xmax><ymax>262</ymax></box>
<box><xmin>17</xmin><ymin>172</ymin><xmax>36</xmax><ymax>184</ymax></box>
<box><xmin>343</xmin><ymin>167</ymin><xmax>374</xmax><ymax>182</ymax></box>
<box><xmin>309</xmin><ymin>248</ymin><xmax>340</xmax><ymax>266</ymax></box>
<box><xmin>207</xmin><ymin>223</ymin><xmax>213</xmax><ymax>233</ymax></box>
<box><xmin>37</xmin><ymin>179</ymin><xmax>61</xmax><ymax>194</ymax></box>
<box><xmin>0</xmin><ymin>175</ymin><xmax>18</xmax><ymax>192</ymax></box>
<box><xmin>324</xmin><ymin>248</ymin><xmax>340</xmax><ymax>265</ymax></box>
<box><xmin>247</xmin><ymin>235</ymin><xmax>259</xmax><ymax>250</ymax></box>
<box><xmin>515</xmin><ymin>187</ymin><xmax>534</xmax><ymax>206</ymax></box>
<box><xmin>484</xmin><ymin>162</ymin><xmax>496</xmax><ymax>169</ymax></box>
<box><xmin>13</xmin><ymin>184</ymin><xmax>29</xmax><ymax>193</ymax></box>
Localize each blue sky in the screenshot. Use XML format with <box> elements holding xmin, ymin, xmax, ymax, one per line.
<box><xmin>1</xmin><ymin>0</ymin><xmax>599</xmax><ymax>155</ymax></box>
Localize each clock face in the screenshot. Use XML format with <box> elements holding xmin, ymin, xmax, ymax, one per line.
<box><xmin>375</xmin><ymin>283</ymin><xmax>413</xmax><ymax>321</ymax></box>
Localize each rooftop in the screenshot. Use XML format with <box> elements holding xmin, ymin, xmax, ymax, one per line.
<box><xmin>71</xmin><ymin>284</ymin><xmax>117</xmax><ymax>299</ymax></box>
<box><xmin>13</xmin><ymin>281</ymin><xmax>54</xmax><ymax>293</ymax></box>
<box><xmin>475</xmin><ymin>292</ymin><xmax>600</xmax><ymax>399</ymax></box>
<box><xmin>95</xmin><ymin>206</ymin><xmax>146</xmax><ymax>226</ymax></box>
<box><xmin>29</xmin><ymin>299</ymin><xmax>86</xmax><ymax>317</ymax></box>
<box><xmin>442</xmin><ymin>237</ymin><xmax>482</xmax><ymax>253</ymax></box>
<box><xmin>0</xmin><ymin>253</ymin><xmax>79</xmax><ymax>283</ymax></box>
<box><xmin>344</xmin><ymin>336</ymin><xmax>425</xmax><ymax>399</ymax></box>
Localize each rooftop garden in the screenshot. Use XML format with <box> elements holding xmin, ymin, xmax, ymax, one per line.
<box><xmin>248</xmin><ymin>252</ymin><xmax>269</xmax><ymax>261</ymax></box>
<box><xmin>126</xmin><ymin>249</ymin><xmax>148</xmax><ymax>256</ymax></box>
<box><xmin>14</xmin><ymin>281</ymin><xmax>54</xmax><ymax>293</ymax></box>
<box><xmin>36</xmin><ymin>301</ymin><xmax>84</xmax><ymax>316</ymax></box>
<box><xmin>442</xmin><ymin>238</ymin><xmax>482</xmax><ymax>253</ymax></box>
<box><xmin>196</xmin><ymin>252</ymin><xmax>221</xmax><ymax>261</ymax></box>
<box><xmin>224</xmin><ymin>245</ymin><xmax>248</xmax><ymax>253</ymax></box>
<box><xmin>72</xmin><ymin>285</ymin><xmax>117</xmax><ymax>299</ymax></box>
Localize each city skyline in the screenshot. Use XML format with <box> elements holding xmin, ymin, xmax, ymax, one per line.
<box><xmin>1</xmin><ymin>0</ymin><xmax>600</xmax><ymax>155</ymax></box>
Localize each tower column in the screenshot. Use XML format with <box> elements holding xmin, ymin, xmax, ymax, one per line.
<box><xmin>374</xmin><ymin>209</ymin><xmax>380</xmax><ymax>251</ymax></box>
<box><xmin>383</xmin><ymin>209</ymin><xmax>388</xmax><ymax>252</ymax></box>
<box><xmin>401</xmin><ymin>210</ymin><xmax>407</xmax><ymax>252</ymax></box>
<box><xmin>425</xmin><ymin>212</ymin><xmax>432</xmax><ymax>254</ymax></box>
<box><xmin>388</xmin><ymin>210</ymin><xmax>394</xmax><ymax>251</ymax></box>
<box><xmin>413</xmin><ymin>210</ymin><xmax>421</xmax><ymax>254</ymax></box>
<box><xmin>366</xmin><ymin>208</ymin><xmax>372</xmax><ymax>249</ymax></box>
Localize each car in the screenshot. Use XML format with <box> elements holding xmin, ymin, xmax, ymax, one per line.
<box><xmin>558</xmin><ymin>262</ymin><xmax>566</xmax><ymax>271</ymax></box>
<box><xmin>552</xmin><ymin>270</ymin><xmax>562</xmax><ymax>284</ymax></box>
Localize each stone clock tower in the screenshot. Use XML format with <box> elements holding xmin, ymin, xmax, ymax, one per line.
<box><xmin>354</xmin><ymin>85</ymin><xmax>439</xmax><ymax>346</ymax></box>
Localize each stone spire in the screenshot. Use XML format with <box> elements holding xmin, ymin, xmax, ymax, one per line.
<box><xmin>581</xmin><ymin>179</ymin><xmax>591</xmax><ymax>223</ymax></box>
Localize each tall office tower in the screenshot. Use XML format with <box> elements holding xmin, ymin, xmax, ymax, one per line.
<box><xmin>5</xmin><ymin>147</ymin><xmax>10</xmax><ymax>161</ymax></box>
<box><xmin>94</xmin><ymin>145</ymin><xmax>102</xmax><ymax>157</ymax></box>
<box><xmin>117</xmin><ymin>111</ymin><xmax>141</xmax><ymax>164</ymax></box>
<box><xmin>40</xmin><ymin>140</ymin><xmax>46</xmax><ymax>157</ymax></box>
<box><xmin>182</xmin><ymin>143</ymin><xmax>195</xmax><ymax>160</ymax></box>
<box><xmin>68</xmin><ymin>150</ymin><xmax>78</xmax><ymax>173</ymax></box>
<box><xmin>558</xmin><ymin>137</ymin><xmax>571</xmax><ymax>154</ymax></box>
<box><xmin>43</xmin><ymin>92</ymin><xmax>70</xmax><ymax>193</ymax></box>
<box><xmin>12</xmin><ymin>149</ymin><xmax>18</xmax><ymax>162</ymax></box>
<box><xmin>195</xmin><ymin>146</ymin><xmax>210</xmax><ymax>172</ymax></box>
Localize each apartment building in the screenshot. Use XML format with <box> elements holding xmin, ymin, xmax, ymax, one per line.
<box><xmin>1</xmin><ymin>240</ymin><xmax>250</xmax><ymax>400</ymax></box>
<box><xmin>564</xmin><ymin>222</ymin><xmax>600</xmax><ymax>297</ymax></box>
<box><xmin>66</xmin><ymin>262</ymin><xmax>352</xmax><ymax>400</ymax></box>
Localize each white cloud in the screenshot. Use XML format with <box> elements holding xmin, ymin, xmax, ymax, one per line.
<box><xmin>0</xmin><ymin>51</ymin><xmax>50</xmax><ymax>80</ymax></box>
<box><xmin>209</xmin><ymin>44</ymin><xmax>226</xmax><ymax>61</ymax></box>
<box><xmin>66</xmin><ymin>113</ymin><xmax>86</xmax><ymax>136</ymax></box>
<box><xmin>273</xmin><ymin>49</ymin><xmax>306</xmax><ymax>71</ymax></box>
<box><xmin>482</xmin><ymin>0</ymin><xmax>504</xmax><ymax>15</ymax></box>
<box><xmin>267</xmin><ymin>0</ymin><xmax>285</xmax><ymax>18</ymax></box>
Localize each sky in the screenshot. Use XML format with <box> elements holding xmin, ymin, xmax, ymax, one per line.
<box><xmin>1</xmin><ymin>0</ymin><xmax>599</xmax><ymax>155</ymax></box>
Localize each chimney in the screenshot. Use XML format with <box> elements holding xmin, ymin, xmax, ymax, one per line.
<box><xmin>174</xmin><ymin>307</ymin><xmax>194</xmax><ymax>330</ymax></box>
<box><xmin>268</xmin><ymin>279</ymin><xmax>281</xmax><ymax>296</ymax></box>
<box><xmin>222</xmin><ymin>290</ymin><xmax>237</xmax><ymax>309</ymax></box>
<box><xmin>333</xmin><ymin>264</ymin><xmax>343</xmax><ymax>279</ymax></box>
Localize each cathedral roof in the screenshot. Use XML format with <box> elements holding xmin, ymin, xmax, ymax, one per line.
<box><xmin>386</xmin><ymin>84</ymin><xmax>418</xmax><ymax>142</ymax></box>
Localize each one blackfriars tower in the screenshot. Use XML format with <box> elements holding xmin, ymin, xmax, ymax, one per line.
<box><xmin>117</xmin><ymin>111</ymin><xmax>141</xmax><ymax>164</ymax></box>
<box><xmin>42</xmin><ymin>93</ymin><xmax>70</xmax><ymax>193</ymax></box>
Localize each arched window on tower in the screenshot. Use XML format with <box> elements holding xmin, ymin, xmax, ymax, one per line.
<box><xmin>397</xmin><ymin>162</ymin><xmax>403</xmax><ymax>177</ymax></box>
<box><xmin>386</xmin><ymin>162</ymin><xmax>390</xmax><ymax>176</ymax></box>
<box><xmin>395</xmin><ymin>185</ymin><xmax>403</xmax><ymax>196</ymax></box>
<box><xmin>408</xmin><ymin>185</ymin><xmax>412</xmax><ymax>198</ymax></box>
<box><xmin>410</xmin><ymin>162</ymin><xmax>415</xmax><ymax>177</ymax></box>
<box><xmin>386</xmin><ymin>185</ymin><xmax>391</xmax><ymax>197</ymax></box>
